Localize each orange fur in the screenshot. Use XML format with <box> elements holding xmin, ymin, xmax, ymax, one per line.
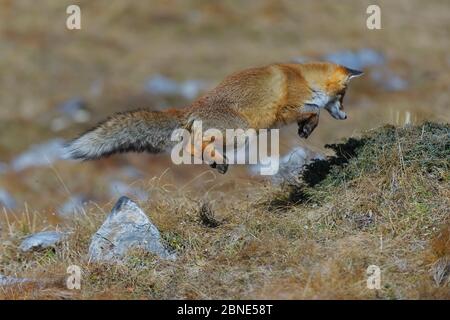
<box><xmin>67</xmin><ymin>62</ymin><xmax>359</xmax><ymax>173</ymax></box>
<box><xmin>185</xmin><ymin>62</ymin><xmax>351</xmax><ymax>131</ymax></box>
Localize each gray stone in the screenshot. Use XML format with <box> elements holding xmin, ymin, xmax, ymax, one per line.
<box><xmin>0</xmin><ymin>162</ymin><xmax>8</xmax><ymax>174</ymax></box>
<box><xmin>0</xmin><ymin>188</ymin><xmax>16</xmax><ymax>210</ymax></box>
<box><xmin>0</xmin><ymin>274</ymin><xmax>30</xmax><ymax>286</ymax></box>
<box><xmin>88</xmin><ymin>196</ymin><xmax>175</xmax><ymax>262</ymax></box>
<box><xmin>323</xmin><ymin>48</ymin><xmax>385</xmax><ymax>70</ymax></box>
<box><xmin>57</xmin><ymin>195</ymin><xmax>88</xmax><ymax>218</ymax></box>
<box><xmin>179</xmin><ymin>79</ymin><xmax>205</xmax><ymax>100</ymax></box>
<box><xmin>144</xmin><ymin>74</ymin><xmax>206</xmax><ymax>100</ymax></box>
<box><xmin>11</xmin><ymin>139</ymin><xmax>65</xmax><ymax>171</ymax></box>
<box><xmin>274</xmin><ymin>148</ymin><xmax>314</xmax><ymax>184</ymax></box>
<box><xmin>250</xmin><ymin>147</ymin><xmax>322</xmax><ymax>183</ymax></box>
<box><xmin>145</xmin><ymin>74</ymin><xmax>179</xmax><ymax>96</ymax></box>
<box><xmin>370</xmin><ymin>68</ymin><xmax>408</xmax><ymax>91</ymax></box>
<box><xmin>58</xmin><ymin>98</ymin><xmax>90</xmax><ymax>123</ymax></box>
<box><xmin>19</xmin><ymin>231</ymin><xmax>65</xmax><ymax>252</ymax></box>
<box><xmin>109</xmin><ymin>181</ymin><xmax>148</xmax><ymax>202</ymax></box>
<box><xmin>119</xmin><ymin>166</ymin><xmax>144</xmax><ymax>179</ymax></box>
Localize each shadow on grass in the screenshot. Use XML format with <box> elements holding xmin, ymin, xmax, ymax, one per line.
<box><xmin>268</xmin><ymin>137</ymin><xmax>367</xmax><ymax>210</ymax></box>
<box><xmin>301</xmin><ymin>138</ymin><xmax>367</xmax><ymax>187</ymax></box>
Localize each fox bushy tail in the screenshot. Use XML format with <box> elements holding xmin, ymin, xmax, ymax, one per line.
<box><xmin>64</xmin><ymin>109</ymin><xmax>185</xmax><ymax>160</ymax></box>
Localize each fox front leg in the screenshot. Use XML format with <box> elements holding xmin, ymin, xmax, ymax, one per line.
<box><xmin>297</xmin><ymin>112</ymin><xmax>319</xmax><ymax>139</ymax></box>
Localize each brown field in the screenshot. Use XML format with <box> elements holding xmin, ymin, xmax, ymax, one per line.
<box><xmin>0</xmin><ymin>0</ymin><xmax>449</xmax><ymax>299</ymax></box>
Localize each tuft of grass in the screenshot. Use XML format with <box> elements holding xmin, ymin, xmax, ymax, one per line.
<box><xmin>198</xmin><ymin>202</ymin><xmax>221</xmax><ymax>228</ymax></box>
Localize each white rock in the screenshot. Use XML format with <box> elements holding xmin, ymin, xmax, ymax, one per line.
<box><xmin>323</xmin><ymin>48</ymin><xmax>385</xmax><ymax>70</ymax></box>
<box><xmin>57</xmin><ymin>195</ymin><xmax>88</xmax><ymax>218</ymax></box>
<box><xmin>109</xmin><ymin>181</ymin><xmax>148</xmax><ymax>202</ymax></box>
<box><xmin>11</xmin><ymin>139</ymin><xmax>65</xmax><ymax>171</ymax></box>
<box><xmin>370</xmin><ymin>68</ymin><xmax>408</xmax><ymax>91</ymax></box>
<box><xmin>58</xmin><ymin>98</ymin><xmax>90</xmax><ymax>122</ymax></box>
<box><xmin>145</xmin><ymin>74</ymin><xmax>179</xmax><ymax>96</ymax></box>
<box><xmin>250</xmin><ymin>147</ymin><xmax>322</xmax><ymax>183</ymax></box>
<box><xmin>0</xmin><ymin>162</ymin><xmax>8</xmax><ymax>174</ymax></box>
<box><xmin>0</xmin><ymin>188</ymin><xmax>16</xmax><ymax>210</ymax></box>
<box><xmin>0</xmin><ymin>274</ymin><xmax>30</xmax><ymax>286</ymax></box>
<box><xmin>119</xmin><ymin>166</ymin><xmax>144</xmax><ymax>179</ymax></box>
<box><xmin>88</xmin><ymin>196</ymin><xmax>175</xmax><ymax>262</ymax></box>
<box><xmin>179</xmin><ymin>80</ymin><xmax>206</xmax><ymax>100</ymax></box>
<box><xmin>144</xmin><ymin>74</ymin><xmax>206</xmax><ymax>100</ymax></box>
<box><xmin>19</xmin><ymin>231</ymin><xmax>65</xmax><ymax>252</ymax></box>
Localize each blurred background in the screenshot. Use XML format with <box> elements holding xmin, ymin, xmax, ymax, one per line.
<box><xmin>0</xmin><ymin>0</ymin><xmax>449</xmax><ymax>221</ymax></box>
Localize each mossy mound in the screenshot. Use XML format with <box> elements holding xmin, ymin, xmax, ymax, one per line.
<box><xmin>280</xmin><ymin>122</ymin><xmax>449</xmax><ymax>205</ymax></box>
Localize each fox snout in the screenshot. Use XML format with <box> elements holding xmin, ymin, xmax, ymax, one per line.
<box><xmin>336</xmin><ymin>110</ymin><xmax>347</xmax><ymax>120</ymax></box>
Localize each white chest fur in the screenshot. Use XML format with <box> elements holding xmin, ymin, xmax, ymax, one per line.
<box><xmin>306</xmin><ymin>88</ymin><xmax>331</xmax><ymax>108</ymax></box>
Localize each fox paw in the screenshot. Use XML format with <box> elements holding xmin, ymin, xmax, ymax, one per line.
<box><xmin>298</xmin><ymin>125</ymin><xmax>312</xmax><ymax>139</ymax></box>
<box><xmin>210</xmin><ymin>162</ymin><xmax>228</xmax><ymax>174</ymax></box>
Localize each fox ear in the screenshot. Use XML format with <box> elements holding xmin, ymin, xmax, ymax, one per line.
<box><xmin>345</xmin><ymin>67</ymin><xmax>364</xmax><ymax>79</ymax></box>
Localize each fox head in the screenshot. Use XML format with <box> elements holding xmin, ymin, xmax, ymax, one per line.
<box><xmin>323</xmin><ymin>65</ymin><xmax>363</xmax><ymax>120</ymax></box>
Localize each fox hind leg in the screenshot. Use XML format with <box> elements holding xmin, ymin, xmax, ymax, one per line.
<box><xmin>191</xmin><ymin>106</ymin><xmax>248</xmax><ymax>174</ymax></box>
<box><xmin>185</xmin><ymin>127</ymin><xmax>229</xmax><ymax>174</ymax></box>
<box><xmin>202</xmin><ymin>133</ymin><xmax>228</xmax><ymax>174</ymax></box>
<box><xmin>188</xmin><ymin>108</ymin><xmax>248</xmax><ymax>174</ymax></box>
<box><xmin>209</xmin><ymin>161</ymin><xmax>228</xmax><ymax>174</ymax></box>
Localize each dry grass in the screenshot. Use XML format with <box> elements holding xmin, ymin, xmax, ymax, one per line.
<box><xmin>1</xmin><ymin>123</ymin><xmax>448</xmax><ymax>299</ymax></box>
<box><xmin>0</xmin><ymin>0</ymin><xmax>449</xmax><ymax>300</ymax></box>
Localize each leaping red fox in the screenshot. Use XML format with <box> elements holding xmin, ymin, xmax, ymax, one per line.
<box><xmin>65</xmin><ymin>62</ymin><xmax>363</xmax><ymax>174</ymax></box>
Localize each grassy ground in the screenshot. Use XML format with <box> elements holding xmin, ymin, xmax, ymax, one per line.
<box><xmin>0</xmin><ymin>0</ymin><xmax>449</xmax><ymax>214</ymax></box>
<box><xmin>0</xmin><ymin>1</ymin><xmax>449</xmax><ymax>299</ymax></box>
<box><xmin>1</xmin><ymin>0</ymin><xmax>449</xmax><ymax>198</ymax></box>
<box><xmin>1</xmin><ymin>123</ymin><xmax>448</xmax><ymax>299</ymax></box>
